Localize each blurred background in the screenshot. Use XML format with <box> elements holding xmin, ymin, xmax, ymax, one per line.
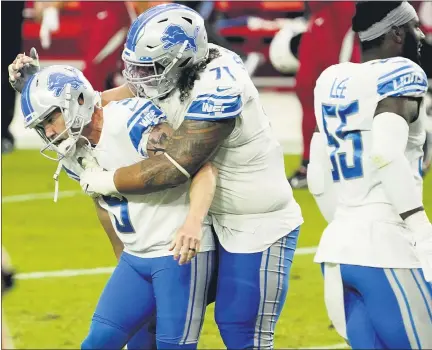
<box><xmin>1</xmin><ymin>1</ymin><xmax>432</xmax><ymax>349</ymax></box>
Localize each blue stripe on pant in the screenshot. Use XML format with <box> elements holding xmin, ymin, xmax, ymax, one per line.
<box><xmin>215</xmin><ymin>227</ymin><xmax>300</xmax><ymax>349</ymax></box>
<box><xmin>324</xmin><ymin>264</ymin><xmax>432</xmax><ymax>349</ymax></box>
<box><xmin>81</xmin><ymin>251</ymin><xmax>215</xmax><ymax>349</ymax></box>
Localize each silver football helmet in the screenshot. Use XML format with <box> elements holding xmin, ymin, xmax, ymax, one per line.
<box><xmin>21</xmin><ymin>65</ymin><xmax>100</xmax><ymax>161</ymax></box>
<box><xmin>122</xmin><ymin>3</ymin><xmax>209</xmax><ymax>99</ymax></box>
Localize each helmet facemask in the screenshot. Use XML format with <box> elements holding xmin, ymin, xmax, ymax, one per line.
<box><xmin>123</xmin><ymin>41</ymin><xmax>192</xmax><ymax>100</ymax></box>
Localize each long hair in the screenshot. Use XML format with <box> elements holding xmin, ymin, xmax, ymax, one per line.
<box><xmin>176</xmin><ymin>47</ymin><xmax>221</xmax><ymax>102</ymax></box>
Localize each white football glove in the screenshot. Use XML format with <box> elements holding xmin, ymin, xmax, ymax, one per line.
<box><xmin>8</xmin><ymin>48</ymin><xmax>40</xmax><ymax>93</ymax></box>
<box><xmin>40</xmin><ymin>6</ymin><xmax>59</xmax><ymax>49</ymax></box>
<box><xmin>78</xmin><ymin>157</ymin><xmax>120</xmax><ymax>199</ymax></box>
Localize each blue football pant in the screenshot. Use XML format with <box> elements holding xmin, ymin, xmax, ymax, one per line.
<box><xmin>215</xmin><ymin>227</ymin><xmax>300</xmax><ymax>349</ymax></box>
<box><xmin>82</xmin><ymin>251</ymin><xmax>215</xmax><ymax>350</ymax></box>
<box><xmin>125</xmin><ymin>317</ymin><xmax>156</xmax><ymax>350</ymax></box>
<box><xmin>322</xmin><ymin>263</ymin><xmax>432</xmax><ymax>349</ymax></box>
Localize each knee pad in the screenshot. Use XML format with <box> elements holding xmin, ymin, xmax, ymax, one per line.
<box><xmin>81</xmin><ymin>318</ymin><xmax>129</xmax><ymax>350</ymax></box>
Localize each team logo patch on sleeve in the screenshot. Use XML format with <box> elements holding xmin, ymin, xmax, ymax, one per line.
<box><xmin>160</xmin><ymin>24</ymin><xmax>199</xmax><ymax>53</ymax></box>
<box><xmin>47</xmin><ymin>71</ymin><xmax>86</xmax><ymax>97</ymax></box>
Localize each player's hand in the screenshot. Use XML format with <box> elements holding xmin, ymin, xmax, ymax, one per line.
<box><xmin>40</xmin><ymin>6</ymin><xmax>59</xmax><ymax>49</ymax></box>
<box><xmin>8</xmin><ymin>48</ymin><xmax>40</xmax><ymax>93</ymax></box>
<box><xmin>78</xmin><ymin>157</ymin><xmax>120</xmax><ymax>199</ymax></box>
<box><xmin>169</xmin><ymin>218</ymin><xmax>202</xmax><ymax>265</ymax></box>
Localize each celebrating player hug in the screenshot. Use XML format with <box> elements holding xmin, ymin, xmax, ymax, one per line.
<box><xmin>5</xmin><ymin>0</ymin><xmax>431</xmax><ymax>349</ymax></box>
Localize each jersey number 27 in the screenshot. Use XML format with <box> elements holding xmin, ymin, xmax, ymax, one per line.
<box><xmin>321</xmin><ymin>100</ymin><xmax>364</xmax><ymax>182</ymax></box>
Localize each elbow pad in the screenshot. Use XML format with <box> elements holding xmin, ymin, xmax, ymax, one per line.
<box><xmin>371</xmin><ymin>112</ymin><xmax>423</xmax><ymax>214</ymax></box>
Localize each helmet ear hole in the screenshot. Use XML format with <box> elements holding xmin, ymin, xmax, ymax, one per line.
<box><xmin>78</xmin><ymin>93</ymin><xmax>84</xmax><ymax>105</ymax></box>
<box><xmin>181</xmin><ymin>16</ymin><xmax>192</xmax><ymax>24</ymax></box>
<box><xmin>155</xmin><ymin>62</ymin><xmax>165</xmax><ymax>75</ymax></box>
<box><xmin>178</xmin><ymin>57</ymin><xmax>192</xmax><ymax>68</ymax></box>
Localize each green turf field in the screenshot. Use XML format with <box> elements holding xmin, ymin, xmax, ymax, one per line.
<box><xmin>2</xmin><ymin>150</ymin><xmax>431</xmax><ymax>349</ymax></box>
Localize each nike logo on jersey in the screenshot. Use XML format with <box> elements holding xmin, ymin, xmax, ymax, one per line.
<box><xmin>216</xmin><ymin>87</ymin><xmax>231</xmax><ymax>92</ymax></box>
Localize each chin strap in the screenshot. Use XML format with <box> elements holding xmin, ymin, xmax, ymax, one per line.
<box><xmin>53</xmin><ymin>159</ymin><xmax>63</xmax><ymax>202</ymax></box>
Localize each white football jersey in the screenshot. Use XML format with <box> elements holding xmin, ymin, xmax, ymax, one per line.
<box><xmin>158</xmin><ymin>44</ymin><xmax>303</xmax><ymax>253</ymax></box>
<box><xmin>61</xmin><ymin>98</ymin><xmax>214</xmax><ymax>258</ymax></box>
<box><xmin>313</xmin><ymin>57</ymin><xmax>428</xmax><ymax>268</ymax></box>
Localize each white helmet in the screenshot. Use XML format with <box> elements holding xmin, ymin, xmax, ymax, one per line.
<box><xmin>21</xmin><ymin>65</ymin><xmax>100</xmax><ymax>160</ymax></box>
<box><xmin>122</xmin><ymin>3</ymin><xmax>209</xmax><ymax>99</ymax></box>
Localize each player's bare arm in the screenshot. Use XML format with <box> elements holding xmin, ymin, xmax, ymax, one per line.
<box><xmin>375</xmin><ymin>96</ymin><xmax>422</xmax><ymax>124</ymax></box>
<box><xmin>170</xmin><ymin>162</ymin><xmax>218</xmax><ymax>265</ymax></box>
<box><xmin>113</xmin><ymin>119</ymin><xmax>235</xmax><ymax>195</ymax></box>
<box><xmin>146</xmin><ymin>123</ymin><xmax>173</xmax><ymax>157</ymax></box>
<box><xmin>93</xmin><ymin>199</ymin><xmax>124</xmax><ymax>260</ymax></box>
<box><xmin>101</xmin><ymin>84</ymin><xmax>134</xmax><ymax>107</ymax></box>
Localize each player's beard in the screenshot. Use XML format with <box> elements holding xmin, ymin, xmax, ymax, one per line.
<box><xmin>401</xmin><ymin>29</ymin><xmax>421</xmax><ymax>65</ymax></box>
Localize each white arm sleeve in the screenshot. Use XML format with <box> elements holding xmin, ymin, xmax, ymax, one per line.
<box><xmin>307</xmin><ymin>132</ymin><xmax>338</xmax><ymax>223</ymax></box>
<box><xmin>370</xmin><ymin>112</ymin><xmax>423</xmax><ymax>214</ymax></box>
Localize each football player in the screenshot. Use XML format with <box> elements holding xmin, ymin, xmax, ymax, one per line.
<box><xmin>20</xmin><ymin>64</ymin><xmax>217</xmax><ymax>349</ymax></box>
<box><xmin>308</xmin><ymin>1</ymin><xmax>432</xmax><ymax>348</ymax></box>
<box><xmin>87</xmin><ymin>4</ymin><xmax>302</xmax><ymax>348</ymax></box>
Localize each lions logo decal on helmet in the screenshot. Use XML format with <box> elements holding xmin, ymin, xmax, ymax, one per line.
<box><xmin>160</xmin><ymin>24</ymin><xmax>199</xmax><ymax>53</ymax></box>
<box><xmin>47</xmin><ymin>71</ymin><xmax>86</xmax><ymax>97</ymax></box>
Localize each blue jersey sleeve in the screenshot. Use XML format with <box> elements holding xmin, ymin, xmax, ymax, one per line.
<box><xmin>184</xmin><ymin>89</ymin><xmax>243</xmax><ymax>121</ymax></box>
<box><xmin>124</xmin><ymin>100</ymin><xmax>167</xmax><ymax>157</ymax></box>
<box><xmin>376</xmin><ymin>58</ymin><xmax>428</xmax><ymax>98</ymax></box>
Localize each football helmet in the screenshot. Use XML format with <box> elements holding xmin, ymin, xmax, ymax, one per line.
<box><xmin>122</xmin><ymin>3</ymin><xmax>209</xmax><ymax>99</ymax></box>
<box><xmin>21</xmin><ymin>65</ymin><xmax>100</xmax><ymax>160</ymax></box>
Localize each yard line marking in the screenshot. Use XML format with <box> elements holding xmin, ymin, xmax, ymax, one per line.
<box><xmin>2</xmin><ymin>190</ymin><xmax>82</xmax><ymax>203</ymax></box>
<box><xmin>15</xmin><ymin>246</ymin><xmax>318</xmax><ymax>280</ymax></box>
<box><xmin>16</xmin><ymin>267</ymin><xmax>115</xmax><ymax>280</ymax></box>
<box><xmin>294</xmin><ymin>342</ymin><xmax>349</xmax><ymax>349</ymax></box>
<box><xmin>296</xmin><ymin>246</ymin><xmax>317</xmax><ymax>255</ymax></box>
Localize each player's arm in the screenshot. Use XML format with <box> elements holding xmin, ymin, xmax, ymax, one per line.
<box><xmin>372</xmin><ymin>96</ymin><xmax>424</xmax><ymax>219</ymax></box>
<box><xmin>80</xmin><ymin>89</ymin><xmax>240</xmax><ymax>196</ymax></box>
<box><xmin>307</xmin><ymin>127</ymin><xmax>338</xmax><ymax>223</ymax></box>
<box><xmin>170</xmin><ymin>162</ymin><xmax>218</xmax><ymax>264</ymax></box>
<box><xmin>113</xmin><ymin>118</ymin><xmax>235</xmax><ymax>194</ymax></box>
<box><xmin>101</xmin><ymin>84</ymin><xmax>134</xmax><ymax>107</ymax></box>
<box><xmin>93</xmin><ymin>199</ymin><xmax>124</xmax><ymax>261</ymax></box>
<box><xmin>371</xmin><ymin>96</ymin><xmax>432</xmax><ymax>281</ymax></box>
